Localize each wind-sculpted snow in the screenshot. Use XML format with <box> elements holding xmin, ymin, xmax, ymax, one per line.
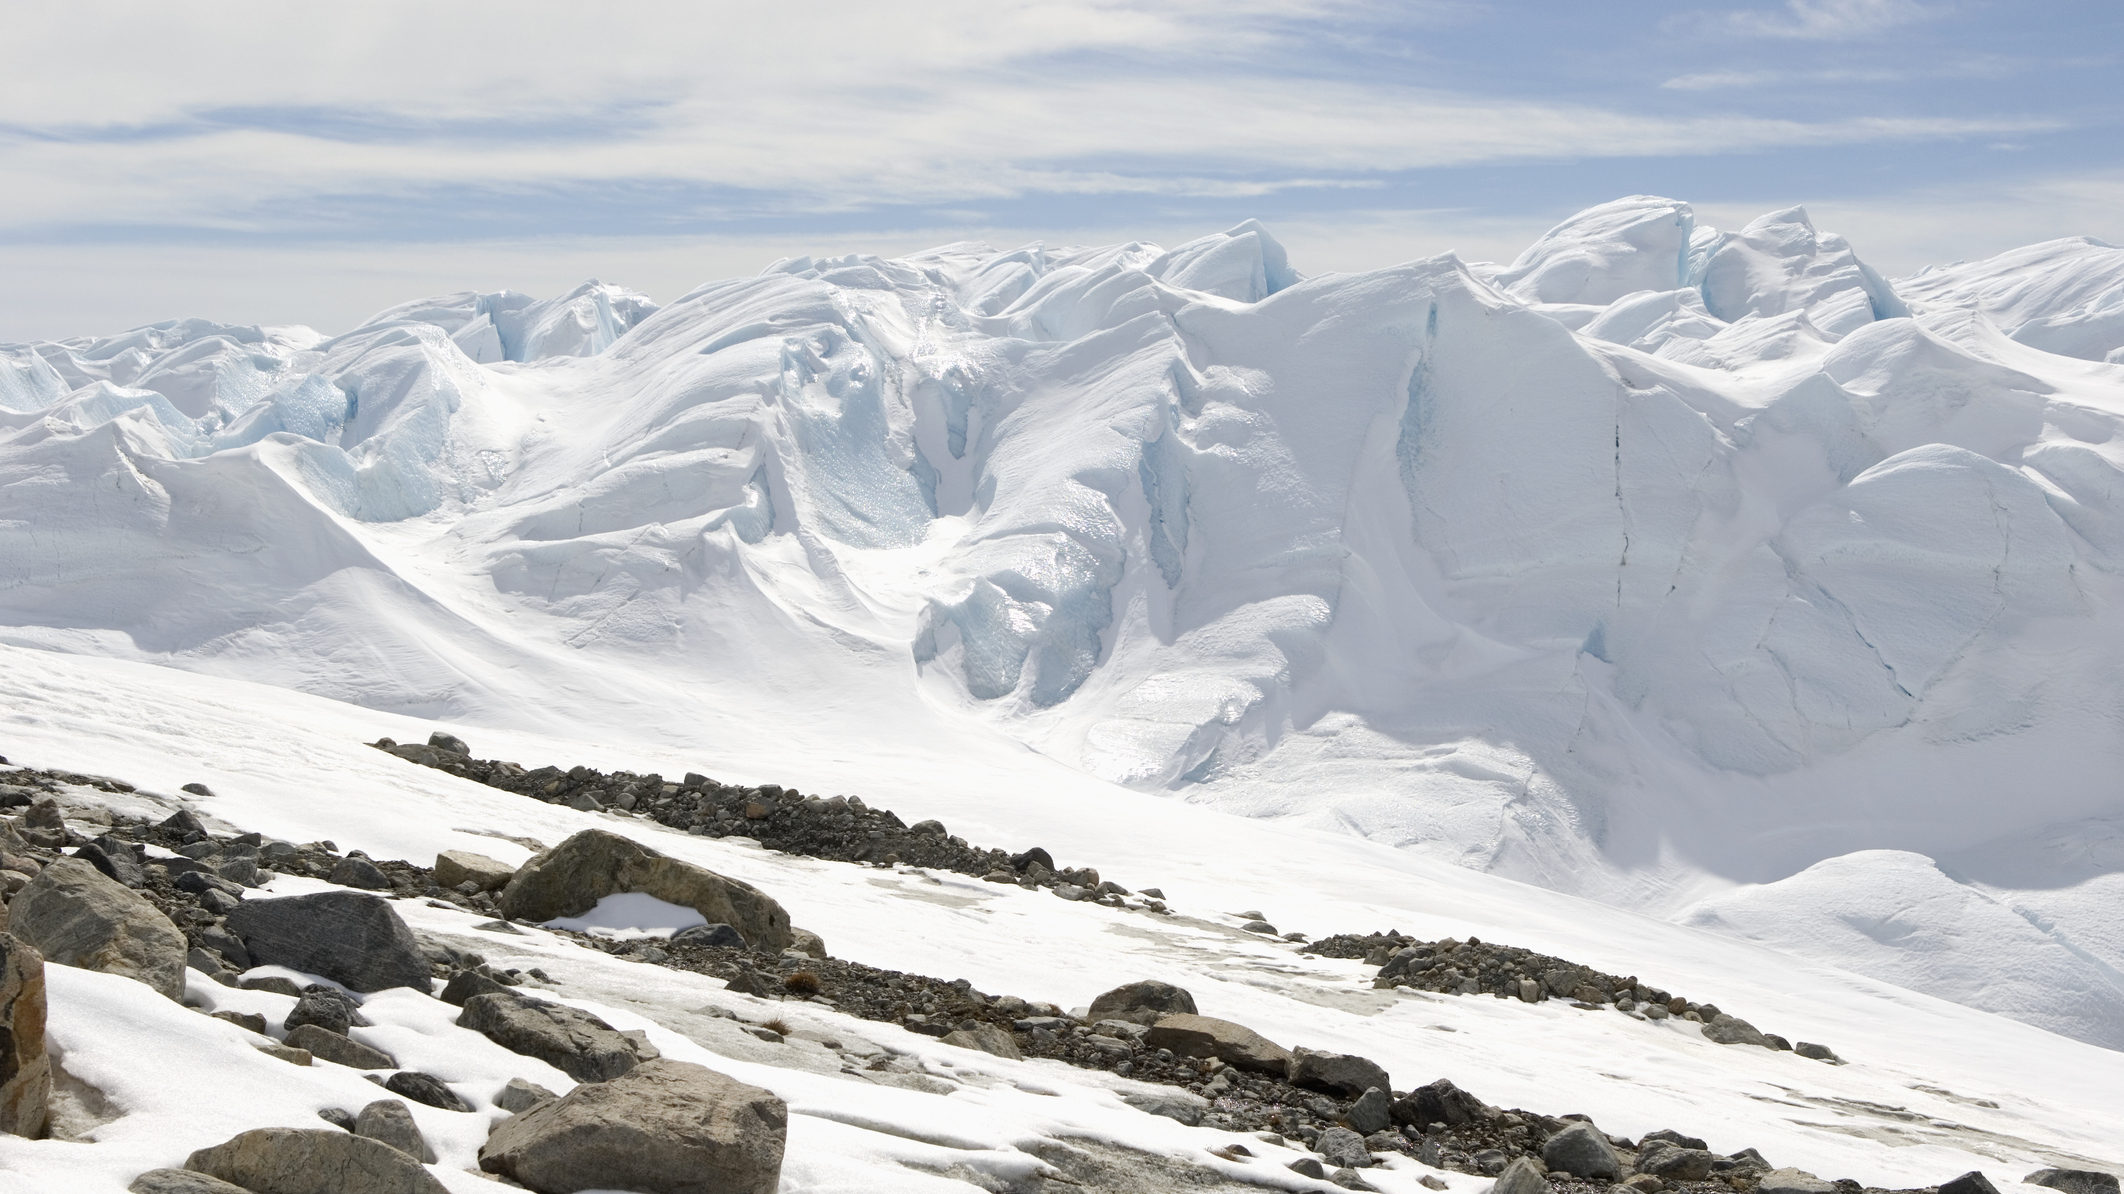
<box><xmin>7</xmin><ymin>206</ymin><xmax>2124</xmax><ymax>1047</ymax></box>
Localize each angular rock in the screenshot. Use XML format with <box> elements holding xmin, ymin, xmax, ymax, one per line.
<box><xmin>1143</xmin><ymin>1013</ymin><xmax>1291</xmax><ymax>1075</ymax></box>
<box><xmin>127</xmin><ymin>1170</ymin><xmax>251</xmax><ymax>1193</ymax></box>
<box><xmin>1636</xmin><ymin>1143</ymin><xmax>1715</xmax><ymax>1182</ymax></box>
<box><xmin>499</xmin><ymin>829</ymin><xmax>792</xmax><ymax>954</ymax></box>
<box><xmin>1289</xmin><ymin>1157</ymin><xmax>1327</xmax><ymax>1179</ymax></box>
<box><xmin>383</xmin><ymin>1071</ymin><xmax>472</xmax><ymax>1113</ymax></box>
<box><xmin>285</xmin><ymin>1024</ymin><xmax>395</xmax><ymax>1070</ymax></box>
<box><xmin>355</xmin><ymin>1098</ymin><xmax>435</xmax><ymax>1163</ymax></box>
<box><xmin>185</xmin><ymin>1126</ymin><xmax>448</xmax><ymax>1194</ymax></box>
<box><xmin>1087</xmin><ymin>980</ymin><xmax>1198</xmax><ymax>1026</ymax></box>
<box><xmin>1315</xmin><ymin>1126</ymin><xmax>1372</xmax><ymax>1169</ymax></box>
<box><xmin>285</xmin><ymin>988</ymin><xmax>363</xmax><ymax>1035</ymax></box>
<box><xmin>457</xmin><ymin>989</ymin><xmax>657</xmax><ymax>1082</ymax></box>
<box><xmin>1346</xmin><ymin>1087</ymin><xmax>1392</xmax><ymax>1135</ymax></box>
<box><xmin>7</xmin><ymin>858</ymin><xmax>187</xmax><ymax>999</ymax></box>
<box><xmin>439</xmin><ymin>968</ymin><xmax>510</xmax><ymax>1007</ymax></box>
<box><xmin>225</xmin><ymin>891</ymin><xmax>433</xmax><ymax>993</ymax></box>
<box><xmin>940</xmin><ymin>1023</ymin><xmax>1023</xmax><ymax>1060</ymax></box>
<box><xmin>1394</xmin><ymin>1078</ymin><xmax>1484</xmax><ymax>1130</ymax></box>
<box><xmin>1758</xmin><ymin>1168</ymin><xmax>1838</xmax><ymax>1194</ymax></box>
<box><xmin>479</xmin><ymin>1057</ymin><xmax>786</xmax><ymax>1194</ymax></box>
<box><xmin>75</xmin><ymin>841</ymin><xmax>146</xmax><ymax>888</ymax></box>
<box><xmin>1940</xmin><ymin>1174</ymin><xmax>2001</xmax><ymax>1194</ymax></box>
<box><xmin>1288</xmin><ymin>1047</ymin><xmax>1390</xmax><ymax>1097</ymax></box>
<box><xmin>0</xmin><ymin>934</ymin><xmax>49</xmax><ymax>1138</ymax></box>
<box><xmin>788</xmin><ymin>928</ymin><xmax>827</xmax><ymax>959</ymax></box>
<box><xmin>426</xmin><ymin>732</ymin><xmax>470</xmax><ymax>756</ymax></box>
<box><xmin>1493</xmin><ymin>1157</ymin><xmax>1553</xmax><ymax>1194</ymax></box>
<box><xmin>1641</xmin><ymin>1129</ymin><xmax>1707</xmax><ymax>1150</ymax></box>
<box><xmin>433</xmin><ymin>850</ymin><xmax>513</xmax><ymax>892</ymax></box>
<box><xmin>328</xmin><ymin>856</ymin><xmax>392</xmax><ymax>891</ymax></box>
<box><xmin>1542</xmin><ymin>1122</ymin><xmax>1621</xmax><ymax>1179</ymax></box>
<box><xmin>496</xmin><ymin>1077</ymin><xmax>557</xmax><ymax>1114</ymax></box>
<box><xmin>672</xmin><ymin>923</ymin><xmax>747</xmax><ymax>949</ymax></box>
<box><xmin>1700</xmin><ymin>1014</ymin><xmax>1771</xmax><ymax>1047</ymax></box>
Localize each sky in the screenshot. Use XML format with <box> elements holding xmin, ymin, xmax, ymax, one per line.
<box><xmin>1</xmin><ymin>0</ymin><xmax>2118</xmax><ymax>339</ymax></box>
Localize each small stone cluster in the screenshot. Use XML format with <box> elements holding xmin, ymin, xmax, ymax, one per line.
<box><xmin>370</xmin><ymin>737</ymin><xmax>1152</xmax><ymax>909</ymax></box>
<box><xmin>1307</xmin><ymin>932</ymin><xmax>1839</xmax><ymax>1062</ymax></box>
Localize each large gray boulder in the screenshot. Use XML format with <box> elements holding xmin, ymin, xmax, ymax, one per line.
<box><xmin>1636</xmin><ymin>1142</ymin><xmax>1715</xmax><ymax>1182</ymax></box>
<box><xmin>225</xmin><ymin>891</ymin><xmax>433</xmax><ymax>993</ymax></box>
<box><xmin>457</xmin><ymin>989</ymin><xmax>658</xmax><ymax>1082</ymax></box>
<box><xmin>1392</xmin><ymin>1077</ymin><xmax>1486</xmax><ymax>1128</ymax></box>
<box><xmin>1287</xmin><ymin>1046</ymin><xmax>1390</xmax><ymax>1097</ymax></box>
<box><xmin>1142</xmin><ymin>1013</ymin><xmax>1291</xmax><ymax>1075</ymax></box>
<box><xmin>1701</xmin><ymin>1013</ymin><xmax>1772</xmax><ymax>1047</ymax></box>
<box><xmin>1315</xmin><ymin>1126</ymin><xmax>1372</xmax><ymax>1169</ymax></box>
<box><xmin>0</xmin><ymin>933</ymin><xmax>49</xmax><ymax>1138</ymax></box>
<box><xmin>2026</xmin><ymin>1172</ymin><xmax>2123</xmax><ymax>1194</ymax></box>
<box><xmin>499</xmin><ymin>830</ymin><xmax>792</xmax><ymax>954</ymax></box>
<box><xmin>433</xmin><ymin>850</ymin><xmax>513</xmax><ymax>892</ymax></box>
<box><xmin>1541</xmin><ymin>1122</ymin><xmax>1621</xmax><ymax>1179</ymax></box>
<box><xmin>940</xmin><ymin>1023</ymin><xmax>1022</xmax><ymax>1060</ymax></box>
<box><xmin>185</xmin><ymin>1126</ymin><xmax>448</xmax><ymax>1194</ymax></box>
<box><xmin>7</xmin><ymin>858</ymin><xmax>187</xmax><ymax>999</ymax></box>
<box><xmin>479</xmin><ymin>1057</ymin><xmax>786</xmax><ymax>1194</ymax></box>
<box><xmin>1086</xmin><ymin>980</ymin><xmax>1196</xmax><ymax>1026</ymax></box>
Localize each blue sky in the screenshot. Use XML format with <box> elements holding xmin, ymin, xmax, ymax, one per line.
<box><xmin>1</xmin><ymin>0</ymin><xmax>2118</xmax><ymax>337</ymax></box>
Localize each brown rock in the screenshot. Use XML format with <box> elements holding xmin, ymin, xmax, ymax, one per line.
<box><xmin>7</xmin><ymin>858</ymin><xmax>187</xmax><ymax>999</ymax></box>
<box><xmin>498</xmin><ymin>830</ymin><xmax>791</xmax><ymax>954</ymax></box>
<box><xmin>0</xmin><ymin>934</ymin><xmax>50</xmax><ymax>1138</ymax></box>
<box><xmin>1142</xmin><ymin>1013</ymin><xmax>1291</xmax><ymax>1075</ymax></box>
<box><xmin>186</xmin><ymin>1126</ymin><xmax>448</xmax><ymax>1194</ymax></box>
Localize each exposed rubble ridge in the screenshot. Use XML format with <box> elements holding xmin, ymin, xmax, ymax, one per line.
<box><xmin>1305</xmin><ymin>933</ymin><xmax>1840</xmax><ymax>1063</ymax></box>
<box><xmin>369</xmin><ymin>735</ymin><xmax>1152</xmax><ymax>911</ymax></box>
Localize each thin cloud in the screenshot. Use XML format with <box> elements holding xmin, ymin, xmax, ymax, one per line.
<box><xmin>1720</xmin><ymin>0</ymin><xmax>1940</xmax><ymax>40</ymax></box>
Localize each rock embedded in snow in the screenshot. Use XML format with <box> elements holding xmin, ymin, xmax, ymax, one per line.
<box><xmin>1699</xmin><ymin>1014</ymin><xmax>1772</xmax><ymax>1048</ymax></box>
<box><xmin>185</xmin><ymin>1126</ymin><xmax>449</xmax><ymax>1194</ymax></box>
<box><xmin>0</xmin><ymin>933</ymin><xmax>49</xmax><ymax>1138</ymax></box>
<box><xmin>225</xmin><ymin>890</ymin><xmax>433</xmax><ymax>993</ymax></box>
<box><xmin>382</xmin><ymin>1070</ymin><xmax>473</xmax><ymax>1113</ymax></box>
<box><xmin>354</xmin><ymin>1098</ymin><xmax>435</xmax><ymax>1163</ymax></box>
<box><xmin>1287</xmin><ymin>1047</ymin><xmax>1390</xmax><ymax>1098</ymax></box>
<box><xmin>1142</xmin><ymin>1013</ymin><xmax>1292</xmax><ymax>1075</ymax></box>
<box><xmin>1793</xmin><ymin>1041</ymin><xmax>1839</xmax><ymax>1062</ymax></box>
<box><xmin>6</xmin><ymin>857</ymin><xmax>186</xmax><ymax>999</ymax></box>
<box><xmin>284</xmin><ymin>986</ymin><xmax>365</xmax><ymax>1035</ymax></box>
<box><xmin>456</xmin><ymin>988</ymin><xmax>659</xmax><ymax>1082</ymax></box>
<box><xmin>284</xmin><ymin>1023</ymin><xmax>395</xmax><ymax>1070</ymax></box>
<box><xmin>439</xmin><ymin>967</ymin><xmax>511</xmax><ymax>1006</ymax></box>
<box><xmin>2025</xmin><ymin>1172</ymin><xmax>2122</xmax><ymax>1194</ymax></box>
<box><xmin>1541</xmin><ymin>1121</ymin><xmax>1621</xmax><ymax>1178</ymax></box>
<box><xmin>478</xmin><ymin>1057</ymin><xmax>786</xmax><ymax>1194</ymax></box>
<box><xmin>127</xmin><ymin>1170</ymin><xmax>251</xmax><ymax>1193</ymax></box>
<box><xmin>499</xmin><ymin>829</ymin><xmax>792</xmax><ymax>954</ymax></box>
<box><xmin>1941</xmin><ymin>1174</ymin><xmax>2003</xmax><ymax>1194</ymax></box>
<box><xmin>1118</xmin><ymin>1086</ymin><xmax>1207</xmax><ymax>1125</ymax></box>
<box><xmin>425</xmin><ymin>732</ymin><xmax>469</xmax><ymax>757</ymax></box>
<box><xmin>1087</xmin><ymin>979</ymin><xmax>1197</xmax><ymax>1026</ymax></box>
<box><xmin>432</xmin><ymin>849</ymin><xmax>512</xmax><ymax>892</ymax></box>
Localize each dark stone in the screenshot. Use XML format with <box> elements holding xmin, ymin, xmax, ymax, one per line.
<box><xmin>1942</xmin><ymin>1176</ymin><xmax>2003</xmax><ymax>1194</ymax></box>
<box><xmin>457</xmin><ymin>990</ymin><xmax>659</xmax><ymax>1082</ymax></box>
<box><xmin>1010</xmin><ymin>848</ymin><xmax>1055</xmax><ymax>873</ymax></box>
<box><xmin>74</xmin><ymin>842</ymin><xmax>146</xmax><ymax>888</ymax></box>
<box><xmin>329</xmin><ymin>855</ymin><xmax>393</xmax><ymax>891</ymax></box>
<box><xmin>1315</xmin><ymin>1126</ymin><xmax>1372</xmax><ymax>1169</ymax></box>
<box><xmin>427</xmin><ymin>732</ymin><xmax>471</xmax><ymax>756</ymax></box>
<box><xmin>159</xmin><ymin>809</ymin><xmax>206</xmax><ymax>837</ymax></box>
<box><xmin>224</xmin><ymin>891</ymin><xmax>434</xmax><ymax>993</ymax></box>
<box><xmin>672</xmin><ymin>923</ymin><xmax>748</xmax><ymax>949</ymax></box>
<box><xmin>285</xmin><ymin>987</ymin><xmax>367</xmax><ymax>1034</ymax></box>
<box><xmin>317</xmin><ymin>1106</ymin><xmax>357</xmax><ymax>1130</ymax></box>
<box><xmin>383</xmin><ymin>1070</ymin><xmax>473</xmax><ymax>1113</ymax></box>
<box><xmin>2025</xmin><ymin>1171</ymin><xmax>2122</xmax><ymax>1194</ymax></box>
<box><xmin>439</xmin><ymin>968</ymin><xmax>510</xmax><ymax>1007</ymax></box>
<box><xmin>1086</xmin><ymin>980</ymin><xmax>1197</xmax><ymax>1026</ymax></box>
<box><xmin>175</xmin><ymin>870</ymin><xmax>244</xmax><ymax>899</ymax></box>
<box><xmin>1391</xmin><ymin>1078</ymin><xmax>1485</xmax><ymax>1128</ymax></box>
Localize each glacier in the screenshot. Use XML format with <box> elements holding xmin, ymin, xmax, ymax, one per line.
<box><xmin>5</xmin><ymin>198</ymin><xmax>2124</xmax><ymax>1048</ymax></box>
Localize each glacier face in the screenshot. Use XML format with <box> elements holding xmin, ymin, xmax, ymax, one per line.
<box><xmin>6</xmin><ymin>202</ymin><xmax>2124</xmax><ymax>1047</ymax></box>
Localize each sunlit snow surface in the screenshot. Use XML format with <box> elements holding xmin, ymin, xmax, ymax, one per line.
<box><xmin>4</xmin><ymin>199</ymin><xmax>2124</xmax><ymax>1048</ymax></box>
<box><xmin>542</xmin><ymin>891</ymin><xmax>708</xmax><ymax>938</ymax></box>
<box><xmin>1</xmin><ymin>652</ymin><xmax>2122</xmax><ymax>1192</ymax></box>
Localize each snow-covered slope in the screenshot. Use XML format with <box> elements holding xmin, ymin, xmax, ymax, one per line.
<box><xmin>4</xmin><ymin>198</ymin><xmax>2123</xmax><ymax>1050</ymax></box>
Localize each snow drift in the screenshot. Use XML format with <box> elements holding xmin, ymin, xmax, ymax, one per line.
<box><xmin>4</xmin><ymin>199</ymin><xmax>2123</xmax><ymax>1049</ymax></box>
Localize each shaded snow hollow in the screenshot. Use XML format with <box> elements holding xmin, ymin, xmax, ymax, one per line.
<box><xmin>3</xmin><ymin>201</ymin><xmax>2124</xmax><ymax>1049</ymax></box>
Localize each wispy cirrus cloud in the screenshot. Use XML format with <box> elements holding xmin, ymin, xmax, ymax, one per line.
<box><xmin>1718</xmin><ymin>0</ymin><xmax>1942</xmax><ymax>40</ymax></box>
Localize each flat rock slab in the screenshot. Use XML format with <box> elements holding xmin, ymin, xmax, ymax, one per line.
<box><xmin>284</xmin><ymin>1024</ymin><xmax>395</xmax><ymax>1070</ymax></box>
<box><xmin>433</xmin><ymin>850</ymin><xmax>513</xmax><ymax>892</ymax></box>
<box><xmin>8</xmin><ymin>858</ymin><xmax>186</xmax><ymax>999</ymax></box>
<box><xmin>128</xmin><ymin>1170</ymin><xmax>251</xmax><ymax>1193</ymax></box>
<box><xmin>480</xmin><ymin>1057</ymin><xmax>786</xmax><ymax>1194</ymax></box>
<box><xmin>457</xmin><ymin>989</ymin><xmax>658</xmax><ymax>1082</ymax></box>
<box><xmin>225</xmin><ymin>891</ymin><xmax>433</xmax><ymax>994</ymax></box>
<box><xmin>186</xmin><ymin>1126</ymin><xmax>449</xmax><ymax>1194</ymax></box>
<box><xmin>1143</xmin><ymin>1013</ymin><xmax>1291</xmax><ymax>1075</ymax></box>
<box><xmin>1287</xmin><ymin>1046</ymin><xmax>1390</xmax><ymax>1097</ymax></box>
